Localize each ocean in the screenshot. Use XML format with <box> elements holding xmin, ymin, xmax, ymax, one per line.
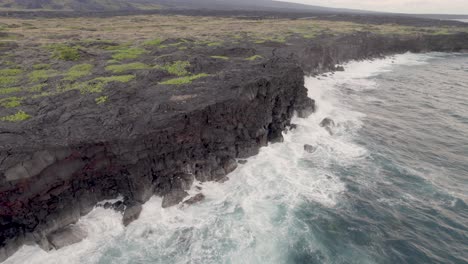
<box><xmin>5</xmin><ymin>52</ymin><xmax>468</xmax><ymax>264</ymax></box>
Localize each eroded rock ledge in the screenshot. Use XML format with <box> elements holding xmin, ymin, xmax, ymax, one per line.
<box><xmin>1</xmin><ymin>32</ymin><xmax>468</xmax><ymax>261</ymax></box>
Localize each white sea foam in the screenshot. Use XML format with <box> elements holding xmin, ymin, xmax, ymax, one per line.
<box><xmin>5</xmin><ymin>52</ymin><xmax>434</xmax><ymax>264</ymax></box>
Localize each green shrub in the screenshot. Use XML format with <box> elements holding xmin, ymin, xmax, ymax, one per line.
<box><xmin>0</xmin><ymin>96</ymin><xmax>22</xmax><ymax>108</ymax></box>
<box><xmin>49</xmin><ymin>44</ymin><xmax>80</xmax><ymax>61</ymax></box>
<box><xmin>95</xmin><ymin>95</ymin><xmax>108</xmax><ymax>104</ymax></box>
<box><xmin>0</xmin><ymin>110</ymin><xmax>31</xmax><ymax>122</ymax></box>
<box><xmin>64</xmin><ymin>64</ymin><xmax>93</xmax><ymax>81</ymax></box>
<box><xmin>210</xmin><ymin>56</ymin><xmax>229</xmax><ymax>60</ymax></box>
<box><xmin>111</xmin><ymin>47</ymin><xmax>146</xmax><ymax>60</ymax></box>
<box><xmin>156</xmin><ymin>61</ymin><xmax>190</xmax><ymax>76</ymax></box>
<box><xmin>105</xmin><ymin>62</ymin><xmax>150</xmax><ymax>73</ymax></box>
<box><xmin>161</xmin><ymin>73</ymin><xmax>209</xmax><ymax>85</ymax></box>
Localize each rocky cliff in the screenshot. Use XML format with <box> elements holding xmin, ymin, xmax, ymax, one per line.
<box><xmin>1</xmin><ymin>32</ymin><xmax>468</xmax><ymax>261</ymax></box>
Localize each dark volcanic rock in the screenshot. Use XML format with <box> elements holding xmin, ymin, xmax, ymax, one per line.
<box><xmin>304</xmin><ymin>144</ymin><xmax>316</xmax><ymax>153</ymax></box>
<box><xmin>320</xmin><ymin>118</ymin><xmax>335</xmax><ymax>128</ymax></box>
<box><xmin>46</xmin><ymin>225</ymin><xmax>87</xmax><ymax>250</ymax></box>
<box><xmin>1</xmin><ymin>30</ymin><xmax>468</xmax><ymax>261</ymax></box>
<box><xmin>162</xmin><ymin>190</ymin><xmax>189</xmax><ymax>208</ymax></box>
<box><xmin>183</xmin><ymin>193</ymin><xmax>206</xmax><ymax>206</ymax></box>
<box><xmin>320</xmin><ymin>117</ymin><xmax>335</xmax><ymax>135</ymax></box>
<box><xmin>122</xmin><ymin>202</ymin><xmax>143</xmax><ymax>226</ymax></box>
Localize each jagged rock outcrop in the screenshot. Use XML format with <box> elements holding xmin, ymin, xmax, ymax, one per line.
<box><xmin>1</xmin><ymin>31</ymin><xmax>468</xmax><ymax>262</ymax></box>
<box><xmin>0</xmin><ymin>55</ymin><xmax>313</xmax><ymax>261</ymax></box>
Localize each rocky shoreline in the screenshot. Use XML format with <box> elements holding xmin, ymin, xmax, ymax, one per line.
<box><xmin>1</xmin><ymin>30</ymin><xmax>468</xmax><ymax>261</ymax></box>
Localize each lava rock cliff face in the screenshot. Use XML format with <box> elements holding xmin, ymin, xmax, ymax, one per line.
<box><xmin>1</xmin><ymin>32</ymin><xmax>468</xmax><ymax>261</ymax></box>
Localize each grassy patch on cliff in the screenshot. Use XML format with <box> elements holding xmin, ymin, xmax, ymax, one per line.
<box><xmin>111</xmin><ymin>47</ymin><xmax>146</xmax><ymax>61</ymax></box>
<box><xmin>0</xmin><ymin>68</ymin><xmax>22</xmax><ymax>88</ymax></box>
<box><xmin>64</xmin><ymin>64</ymin><xmax>93</xmax><ymax>81</ymax></box>
<box><xmin>106</xmin><ymin>62</ymin><xmax>151</xmax><ymax>73</ymax></box>
<box><xmin>156</xmin><ymin>61</ymin><xmax>190</xmax><ymax>76</ymax></box>
<box><xmin>143</xmin><ymin>38</ymin><xmax>164</xmax><ymax>47</ymax></box>
<box><xmin>29</xmin><ymin>69</ymin><xmax>58</xmax><ymax>82</ymax></box>
<box><xmin>210</xmin><ymin>56</ymin><xmax>229</xmax><ymax>60</ymax></box>
<box><xmin>95</xmin><ymin>95</ymin><xmax>108</xmax><ymax>104</ymax></box>
<box><xmin>47</xmin><ymin>44</ymin><xmax>81</xmax><ymax>61</ymax></box>
<box><xmin>0</xmin><ymin>87</ymin><xmax>21</xmax><ymax>95</ymax></box>
<box><xmin>0</xmin><ymin>110</ymin><xmax>30</xmax><ymax>122</ymax></box>
<box><xmin>245</xmin><ymin>55</ymin><xmax>264</xmax><ymax>61</ymax></box>
<box><xmin>0</xmin><ymin>96</ymin><xmax>22</xmax><ymax>108</ymax></box>
<box><xmin>161</xmin><ymin>73</ymin><xmax>209</xmax><ymax>85</ymax></box>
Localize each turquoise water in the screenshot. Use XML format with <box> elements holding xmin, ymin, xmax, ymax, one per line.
<box><xmin>5</xmin><ymin>53</ymin><xmax>468</xmax><ymax>264</ymax></box>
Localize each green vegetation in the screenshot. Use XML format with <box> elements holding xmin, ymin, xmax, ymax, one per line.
<box><xmin>0</xmin><ymin>87</ymin><xmax>21</xmax><ymax>95</ymax></box>
<box><xmin>58</xmin><ymin>74</ymin><xmax>134</xmax><ymax>94</ymax></box>
<box><xmin>95</xmin><ymin>95</ymin><xmax>108</xmax><ymax>104</ymax></box>
<box><xmin>61</xmin><ymin>81</ymin><xmax>105</xmax><ymax>94</ymax></box>
<box><xmin>210</xmin><ymin>56</ymin><xmax>229</xmax><ymax>60</ymax></box>
<box><xmin>0</xmin><ymin>96</ymin><xmax>22</xmax><ymax>108</ymax></box>
<box><xmin>0</xmin><ymin>69</ymin><xmax>23</xmax><ymax>76</ymax></box>
<box><xmin>161</xmin><ymin>73</ymin><xmax>209</xmax><ymax>85</ymax></box>
<box><xmin>105</xmin><ymin>62</ymin><xmax>150</xmax><ymax>73</ymax></box>
<box><xmin>0</xmin><ymin>110</ymin><xmax>31</xmax><ymax>122</ymax></box>
<box><xmin>111</xmin><ymin>47</ymin><xmax>146</xmax><ymax>60</ymax></box>
<box><xmin>143</xmin><ymin>38</ymin><xmax>164</xmax><ymax>46</ymax></box>
<box><xmin>64</xmin><ymin>64</ymin><xmax>93</xmax><ymax>81</ymax></box>
<box><xmin>93</xmin><ymin>75</ymin><xmax>135</xmax><ymax>83</ymax></box>
<box><xmin>29</xmin><ymin>70</ymin><xmax>58</xmax><ymax>82</ymax></box>
<box><xmin>49</xmin><ymin>44</ymin><xmax>81</xmax><ymax>61</ymax></box>
<box><xmin>28</xmin><ymin>84</ymin><xmax>46</xmax><ymax>93</ymax></box>
<box><xmin>0</xmin><ymin>76</ymin><xmax>19</xmax><ymax>88</ymax></box>
<box><xmin>33</xmin><ymin>63</ymin><xmax>51</xmax><ymax>70</ymax></box>
<box><xmin>157</xmin><ymin>61</ymin><xmax>190</xmax><ymax>76</ymax></box>
<box><xmin>245</xmin><ymin>55</ymin><xmax>264</xmax><ymax>61</ymax></box>
<box><xmin>0</xmin><ymin>68</ymin><xmax>23</xmax><ymax>87</ymax></box>
<box><xmin>207</xmin><ymin>42</ymin><xmax>222</xmax><ymax>47</ymax></box>
<box><xmin>31</xmin><ymin>91</ymin><xmax>55</xmax><ymax>99</ymax></box>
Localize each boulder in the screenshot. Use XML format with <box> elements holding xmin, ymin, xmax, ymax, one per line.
<box><xmin>304</xmin><ymin>144</ymin><xmax>316</xmax><ymax>153</ymax></box>
<box><xmin>162</xmin><ymin>190</ymin><xmax>189</xmax><ymax>208</ymax></box>
<box><xmin>319</xmin><ymin>117</ymin><xmax>335</xmax><ymax>135</ymax></box>
<box><xmin>46</xmin><ymin>225</ymin><xmax>87</xmax><ymax>250</ymax></box>
<box><xmin>183</xmin><ymin>193</ymin><xmax>206</xmax><ymax>206</ymax></box>
<box><xmin>122</xmin><ymin>202</ymin><xmax>143</xmax><ymax>226</ymax></box>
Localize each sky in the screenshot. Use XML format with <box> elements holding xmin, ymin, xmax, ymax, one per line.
<box><xmin>280</xmin><ymin>0</ymin><xmax>468</xmax><ymax>14</ymax></box>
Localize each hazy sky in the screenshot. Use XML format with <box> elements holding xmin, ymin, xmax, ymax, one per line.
<box><xmin>280</xmin><ymin>0</ymin><xmax>468</xmax><ymax>14</ymax></box>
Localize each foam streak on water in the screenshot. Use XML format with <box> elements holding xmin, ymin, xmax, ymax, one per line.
<box><xmin>6</xmin><ymin>52</ymin><xmax>468</xmax><ymax>264</ymax></box>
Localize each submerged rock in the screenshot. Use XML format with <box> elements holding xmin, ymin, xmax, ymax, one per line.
<box><xmin>319</xmin><ymin>117</ymin><xmax>335</xmax><ymax>135</ymax></box>
<box><xmin>162</xmin><ymin>190</ymin><xmax>189</xmax><ymax>208</ymax></box>
<box><xmin>122</xmin><ymin>202</ymin><xmax>143</xmax><ymax>226</ymax></box>
<box><xmin>304</xmin><ymin>144</ymin><xmax>316</xmax><ymax>153</ymax></box>
<box><xmin>183</xmin><ymin>193</ymin><xmax>206</xmax><ymax>206</ymax></box>
<box><xmin>335</xmin><ymin>65</ymin><xmax>345</xmax><ymax>71</ymax></box>
<box><xmin>46</xmin><ymin>225</ymin><xmax>87</xmax><ymax>250</ymax></box>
